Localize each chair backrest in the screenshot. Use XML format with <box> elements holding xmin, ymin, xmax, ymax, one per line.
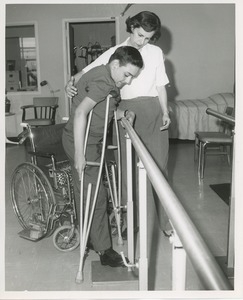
<box><xmin>33</xmin><ymin>97</ymin><xmax>58</xmax><ymax>121</ymax></box>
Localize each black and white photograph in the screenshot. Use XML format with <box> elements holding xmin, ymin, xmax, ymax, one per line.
<box><xmin>1</xmin><ymin>1</ymin><xmax>243</xmax><ymax>299</ymax></box>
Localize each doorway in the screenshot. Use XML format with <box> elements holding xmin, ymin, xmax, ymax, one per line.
<box><xmin>70</xmin><ymin>21</ymin><xmax>116</xmax><ymax>75</ymax></box>
<box><xmin>63</xmin><ymin>17</ymin><xmax>118</xmax><ymax>115</ymax></box>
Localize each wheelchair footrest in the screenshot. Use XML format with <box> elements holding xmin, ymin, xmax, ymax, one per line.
<box><xmin>18</xmin><ymin>227</ymin><xmax>45</xmax><ymax>242</ymax></box>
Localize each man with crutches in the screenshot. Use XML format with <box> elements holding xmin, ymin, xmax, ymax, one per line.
<box><xmin>62</xmin><ymin>46</ymin><xmax>143</xmax><ymax>274</ymax></box>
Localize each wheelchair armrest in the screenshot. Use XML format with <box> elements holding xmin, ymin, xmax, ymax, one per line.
<box><xmin>17</xmin><ymin>130</ymin><xmax>29</xmax><ymax>144</ymax></box>
<box><xmin>28</xmin><ymin>150</ymin><xmax>57</xmax><ymax>169</ymax></box>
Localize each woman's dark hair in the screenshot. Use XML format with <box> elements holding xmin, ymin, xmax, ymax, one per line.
<box><xmin>125</xmin><ymin>11</ymin><xmax>161</xmax><ymax>41</ymax></box>
<box><xmin>108</xmin><ymin>46</ymin><xmax>143</xmax><ymax>69</ymax></box>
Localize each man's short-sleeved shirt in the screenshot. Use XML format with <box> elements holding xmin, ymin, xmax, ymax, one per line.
<box><xmin>64</xmin><ymin>64</ymin><xmax>119</xmax><ymax>142</ymax></box>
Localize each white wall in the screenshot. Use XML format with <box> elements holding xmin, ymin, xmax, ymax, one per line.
<box><xmin>5</xmin><ymin>3</ymin><xmax>235</xmax><ymax>135</ymax></box>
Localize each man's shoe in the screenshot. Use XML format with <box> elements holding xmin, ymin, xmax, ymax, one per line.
<box><xmin>99</xmin><ymin>248</ymin><xmax>125</xmax><ymax>267</ymax></box>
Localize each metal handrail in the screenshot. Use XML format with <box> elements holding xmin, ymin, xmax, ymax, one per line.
<box><xmin>206</xmin><ymin>108</ymin><xmax>235</xmax><ymax>126</ymax></box>
<box><xmin>121</xmin><ymin>117</ymin><xmax>232</xmax><ymax>290</ymax></box>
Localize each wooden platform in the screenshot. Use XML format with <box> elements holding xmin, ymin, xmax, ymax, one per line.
<box><xmin>91</xmin><ymin>261</ymin><xmax>139</xmax><ymax>288</ymax></box>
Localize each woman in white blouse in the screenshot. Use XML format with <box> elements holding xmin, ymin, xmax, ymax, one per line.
<box><xmin>65</xmin><ymin>11</ymin><xmax>172</xmax><ymax>237</ymax></box>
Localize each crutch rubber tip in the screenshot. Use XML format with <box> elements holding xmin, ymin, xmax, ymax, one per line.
<box><xmin>75</xmin><ymin>271</ymin><xmax>83</xmax><ymax>284</ymax></box>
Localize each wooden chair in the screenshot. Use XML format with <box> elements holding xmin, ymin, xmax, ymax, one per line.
<box><xmin>194</xmin><ymin>106</ymin><xmax>234</xmax><ymax>179</ymax></box>
<box><xmin>21</xmin><ymin>97</ymin><xmax>58</xmax><ymax>127</ymax></box>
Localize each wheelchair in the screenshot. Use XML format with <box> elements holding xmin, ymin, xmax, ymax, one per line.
<box><xmin>10</xmin><ymin>123</ymin><xmax>80</xmax><ymax>252</ymax></box>
<box><xmin>10</xmin><ymin>102</ymin><xmax>124</xmax><ymax>258</ymax></box>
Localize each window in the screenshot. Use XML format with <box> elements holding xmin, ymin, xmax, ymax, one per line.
<box><xmin>6</xmin><ymin>24</ymin><xmax>39</xmax><ymax>93</ymax></box>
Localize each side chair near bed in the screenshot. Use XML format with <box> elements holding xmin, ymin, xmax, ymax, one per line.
<box><xmin>194</xmin><ymin>106</ymin><xmax>234</xmax><ymax>179</ymax></box>
<box><xmin>21</xmin><ymin>97</ymin><xmax>59</xmax><ymax>127</ymax></box>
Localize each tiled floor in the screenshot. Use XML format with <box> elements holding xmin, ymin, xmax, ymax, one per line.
<box><xmin>4</xmin><ymin>140</ymin><xmax>233</xmax><ymax>295</ymax></box>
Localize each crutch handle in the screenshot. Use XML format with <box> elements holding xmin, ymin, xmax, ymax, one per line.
<box><xmin>107</xmin><ymin>145</ymin><xmax>118</xmax><ymax>150</ymax></box>
<box><xmin>86</xmin><ymin>161</ymin><xmax>100</xmax><ymax>167</ymax></box>
<box><xmin>20</xmin><ymin>122</ymin><xmax>29</xmax><ymax>128</ymax></box>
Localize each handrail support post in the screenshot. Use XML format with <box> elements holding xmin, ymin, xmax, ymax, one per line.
<box><xmin>170</xmin><ymin>230</ymin><xmax>186</xmax><ymax>290</ymax></box>
<box><xmin>137</xmin><ymin>159</ymin><xmax>148</xmax><ymax>290</ymax></box>
<box><xmin>126</xmin><ymin>133</ymin><xmax>134</xmax><ymax>265</ymax></box>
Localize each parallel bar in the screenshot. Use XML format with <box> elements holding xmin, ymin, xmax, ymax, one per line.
<box><xmin>227</xmin><ymin>131</ymin><xmax>235</xmax><ymax>268</ymax></box>
<box><xmin>138</xmin><ymin>160</ymin><xmax>148</xmax><ymax>290</ymax></box>
<box><xmin>207</xmin><ymin>108</ymin><xmax>235</xmax><ymax>268</ymax></box>
<box><xmin>126</xmin><ymin>133</ymin><xmax>134</xmax><ymax>264</ymax></box>
<box><xmin>206</xmin><ymin>108</ymin><xmax>235</xmax><ymax>125</ymax></box>
<box><xmin>121</xmin><ymin>118</ymin><xmax>232</xmax><ymax>290</ymax></box>
<box><xmin>171</xmin><ymin>231</ymin><xmax>186</xmax><ymax>290</ymax></box>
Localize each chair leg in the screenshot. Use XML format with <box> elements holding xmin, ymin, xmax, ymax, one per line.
<box><xmin>198</xmin><ymin>141</ymin><xmax>202</xmax><ymax>177</ymax></box>
<box><xmin>194</xmin><ymin>136</ymin><xmax>198</xmax><ymax>161</ymax></box>
<box><xmin>226</xmin><ymin>145</ymin><xmax>231</xmax><ymax>165</ymax></box>
<box><xmin>198</xmin><ymin>141</ymin><xmax>206</xmax><ymax>179</ymax></box>
<box><xmin>200</xmin><ymin>143</ymin><xmax>207</xmax><ymax>179</ymax></box>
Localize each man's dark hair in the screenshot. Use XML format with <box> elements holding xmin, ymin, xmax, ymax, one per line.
<box><xmin>108</xmin><ymin>46</ymin><xmax>143</xmax><ymax>69</ymax></box>
<box><xmin>125</xmin><ymin>11</ymin><xmax>161</xmax><ymax>41</ymax></box>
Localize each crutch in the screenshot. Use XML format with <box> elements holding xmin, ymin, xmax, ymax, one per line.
<box><xmin>104</xmin><ymin>111</ymin><xmax>123</xmax><ymax>245</ymax></box>
<box><xmin>76</xmin><ymin>95</ymin><xmax>112</xmax><ymax>283</ymax></box>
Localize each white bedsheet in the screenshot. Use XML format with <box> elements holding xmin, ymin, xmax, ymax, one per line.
<box><xmin>168</xmin><ymin>93</ymin><xmax>234</xmax><ymax>140</ymax></box>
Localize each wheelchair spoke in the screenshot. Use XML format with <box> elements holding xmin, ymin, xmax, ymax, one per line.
<box><xmin>27</xmin><ymin>168</ymin><xmax>36</xmax><ymax>197</ymax></box>
<box><xmin>11</xmin><ymin>162</ymin><xmax>55</xmax><ymax>231</ymax></box>
<box><xmin>19</xmin><ymin>170</ymin><xmax>29</xmax><ymax>203</ymax></box>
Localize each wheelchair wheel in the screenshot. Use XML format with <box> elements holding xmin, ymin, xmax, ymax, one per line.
<box><xmin>53</xmin><ymin>225</ymin><xmax>79</xmax><ymax>252</ymax></box>
<box><xmin>10</xmin><ymin>162</ymin><xmax>56</xmax><ymax>235</ymax></box>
